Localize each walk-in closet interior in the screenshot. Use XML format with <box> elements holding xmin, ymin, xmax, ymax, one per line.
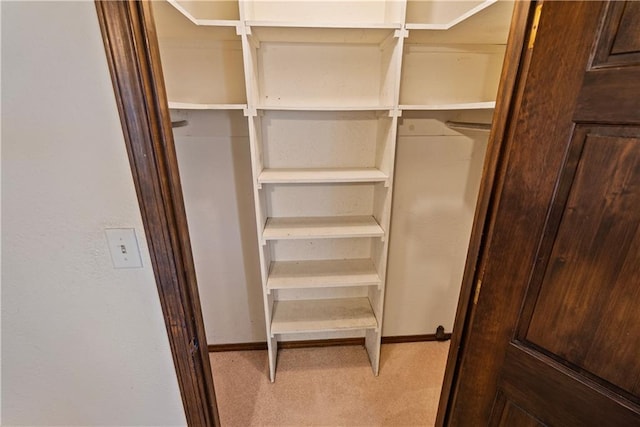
<box><xmin>152</xmin><ymin>0</ymin><xmax>515</xmax><ymax>382</ymax></box>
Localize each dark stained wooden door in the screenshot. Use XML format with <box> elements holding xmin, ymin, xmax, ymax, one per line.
<box><xmin>446</xmin><ymin>2</ymin><xmax>640</xmax><ymax>425</ymax></box>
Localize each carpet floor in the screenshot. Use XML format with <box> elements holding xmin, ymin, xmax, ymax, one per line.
<box><xmin>209</xmin><ymin>341</ymin><xmax>450</xmax><ymax>426</ymax></box>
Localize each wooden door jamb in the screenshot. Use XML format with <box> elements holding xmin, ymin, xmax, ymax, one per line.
<box><xmin>435</xmin><ymin>1</ymin><xmax>535</xmax><ymax>425</ymax></box>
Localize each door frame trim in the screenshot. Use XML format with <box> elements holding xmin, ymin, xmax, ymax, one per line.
<box><xmin>95</xmin><ymin>2</ymin><xmax>219</xmax><ymax>425</ymax></box>
<box><xmin>436</xmin><ymin>1</ymin><xmax>536</xmax><ymax>424</ymax></box>
<box><xmin>94</xmin><ymin>1</ymin><xmax>534</xmax><ymax>425</ymax></box>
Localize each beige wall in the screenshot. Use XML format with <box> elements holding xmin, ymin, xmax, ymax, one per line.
<box><xmin>1</xmin><ymin>2</ymin><xmax>186</xmax><ymax>425</ymax></box>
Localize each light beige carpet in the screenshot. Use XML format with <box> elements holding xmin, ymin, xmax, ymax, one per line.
<box><xmin>209</xmin><ymin>341</ymin><xmax>450</xmax><ymax>426</ymax></box>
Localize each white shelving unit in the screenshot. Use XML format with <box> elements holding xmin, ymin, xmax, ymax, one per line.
<box><xmin>152</xmin><ymin>0</ymin><xmax>514</xmax><ymax>382</ymax></box>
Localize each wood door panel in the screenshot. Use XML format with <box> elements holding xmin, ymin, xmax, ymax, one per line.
<box><xmin>497</xmin><ymin>403</ymin><xmax>543</xmax><ymax>427</ymax></box>
<box><xmin>593</xmin><ymin>2</ymin><xmax>640</xmax><ymax>67</ymax></box>
<box><xmin>497</xmin><ymin>344</ymin><xmax>640</xmax><ymax>427</ymax></box>
<box><xmin>612</xmin><ymin>2</ymin><xmax>640</xmax><ymax>54</ymax></box>
<box><xmin>523</xmin><ymin>126</ymin><xmax>640</xmax><ymax>399</ymax></box>
<box><xmin>490</xmin><ymin>393</ymin><xmax>545</xmax><ymax>427</ymax></box>
<box><xmin>575</xmin><ymin>68</ymin><xmax>640</xmax><ymax>124</ymax></box>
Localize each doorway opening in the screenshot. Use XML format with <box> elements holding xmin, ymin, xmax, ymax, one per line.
<box><xmin>95</xmin><ymin>1</ymin><xmax>533</xmax><ymax>425</ymax></box>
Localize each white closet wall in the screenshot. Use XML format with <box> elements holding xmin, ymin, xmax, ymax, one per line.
<box><xmin>171</xmin><ymin>109</ymin><xmax>267</xmax><ymax>344</ymax></box>
<box><xmin>385</xmin><ymin>0</ymin><xmax>513</xmax><ymax>335</ymax></box>
<box><xmin>385</xmin><ymin>110</ymin><xmax>492</xmax><ymax>335</ymax></box>
<box><xmin>153</xmin><ymin>0</ymin><xmax>514</xmax><ymax>378</ymax></box>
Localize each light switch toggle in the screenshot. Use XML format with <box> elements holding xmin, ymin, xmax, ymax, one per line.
<box><xmin>105</xmin><ymin>228</ymin><xmax>143</xmax><ymax>269</ymax></box>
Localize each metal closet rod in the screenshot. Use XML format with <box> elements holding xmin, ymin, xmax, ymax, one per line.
<box><xmin>445</xmin><ymin>120</ymin><xmax>492</xmax><ymax>131</ymax></box>
<box><xmin>171</xmin><ymin>120</ymin><xmax>189</xmax><ymax>128</ymax></box>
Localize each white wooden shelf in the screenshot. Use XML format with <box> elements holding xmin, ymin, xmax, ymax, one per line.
<box><xmin>270</xmin><ymin>297</ymin><xmax>378</xmax><ymax>335</ymax></box>
<box><xmin>248</xmin><ymin>26</ymin><xmax>397</xmax><ymax>44</ymax></box>
<box><xmin>263</xmin><ymin>216</ymin><xmax>384</xmax><ymax>241</ymax></box>
<box><xmin>167</xmin><ymin>0</ymin><xmax>240</xmax><ymax>23</ymax></box>
<box><xmin>155</xmin><ymin>3</ymin><xmax>240</xmax><ymax>40</ymax></box>
<box><xmin>256</xmin><ymin>105</ymin><xmax>393</xmax><ymax>112</ymax></box>
<box><xmin>258</xmin><ymin>168</ymin><xmax>388</xmax><ymax>185</ymax></box>
<box><xmin>267</xmin><ymin>259</ymin><xmax>382</xmax><ymax>291</ymax></box>
<box><xmin>246</xmin><ymin>21</ymin><xmax>401</xmax><ymax>30</ymax></box>
<box><xmin>168</xmin><ymin>102</ymin><xmax>247</xmax><ymax>110</ymax></box>
<box><xmin>399</xmin><ymin>101</ymin><xmax>496</xmax><ymax>111</ymax></box>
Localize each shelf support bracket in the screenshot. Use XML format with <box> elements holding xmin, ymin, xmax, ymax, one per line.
<box><xmin>234</xmin><ymin>23</ymin><xmax>245</xmax><ymax>36</ymax></box>
<box><xmin>394</xmin><ymin>28</ymin><xmax>409</xmax><ymax>39</ymax></box>
<box><xmin>243</xmin><ymin>107</ymin><xmax>257</xmax><ymax>117</ymax></box>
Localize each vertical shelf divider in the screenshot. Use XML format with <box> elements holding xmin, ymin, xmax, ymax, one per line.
<box><xmin>238</xmin><ymin>7</ymin><xmax>280</xmax><ymax>380</ymax></box>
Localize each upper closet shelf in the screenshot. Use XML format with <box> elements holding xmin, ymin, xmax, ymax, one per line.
<box><xmin>405</xmin><ymin>0</ymin><xmax>514</xmax><ymax>44</ymax></box>
<box><xmin>405</xmin><ymin>0</ymin><xmax>497</xmax><ymax>29</ymax></box>
<box><xmin>263</xmin><ymin>216</ymin><xmax>384</xmax><ymax>241</ymax></box>
<box><xmin>258</xmin><ymin>168</ymin><xmax>389</xmax><ymax>186</ymax></box>
<box><xmin>167</xmin><ymin>0</ymin><xmax>240</xmax><ymax>25</ymax></box>
<box><xmin>153</xmin><ymin>1</ymin><xmax>247</xmax><ymax>106</ymax></box>
<box><xmin>256</xmin><ymin>105</ymin><xmax>394</xmax><ymax>112</ymax></box>
<box><xmin>247</xmin><ymin>26</ymin><xmax>398</xmax><ymax>44</ymax></box>
<box><xmin>168</xmin><ymin>102</ymin><xmax>247</xmax><ymax>110</ymax></box>
<box><xmin>246</xmin><ymin>21</ymin><xmax>401</xmax><ymax>30</ymax></box>
<box><xmin>174</xmin><ymin>18</ymin><xmax>240</xmax><ymax>27</ymax></box>
<box><xmin>400</xmin><ymin>101</ymin><xmax>496</xmax><ymax>111</ymax></box>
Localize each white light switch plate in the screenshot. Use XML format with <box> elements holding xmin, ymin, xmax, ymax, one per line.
<box><xmin>105</xmin><ymin>228</ymin><xmax>143</xmax><ymax>269</ymax></box>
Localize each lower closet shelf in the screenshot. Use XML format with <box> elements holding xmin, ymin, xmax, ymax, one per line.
<box><xmin>267</xmin><ymin>258</ymin><xmax>381</xmax><ymax>290</ymax></box>
<box><xmin>270</xmin><ymin>297</ymin><xmax>378</xmax><ymax>335</ymax></box>
<box><xmin>263</xmin><ymin>215</ymin><xmax>384</xmax><ymax>240</ymax></box>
